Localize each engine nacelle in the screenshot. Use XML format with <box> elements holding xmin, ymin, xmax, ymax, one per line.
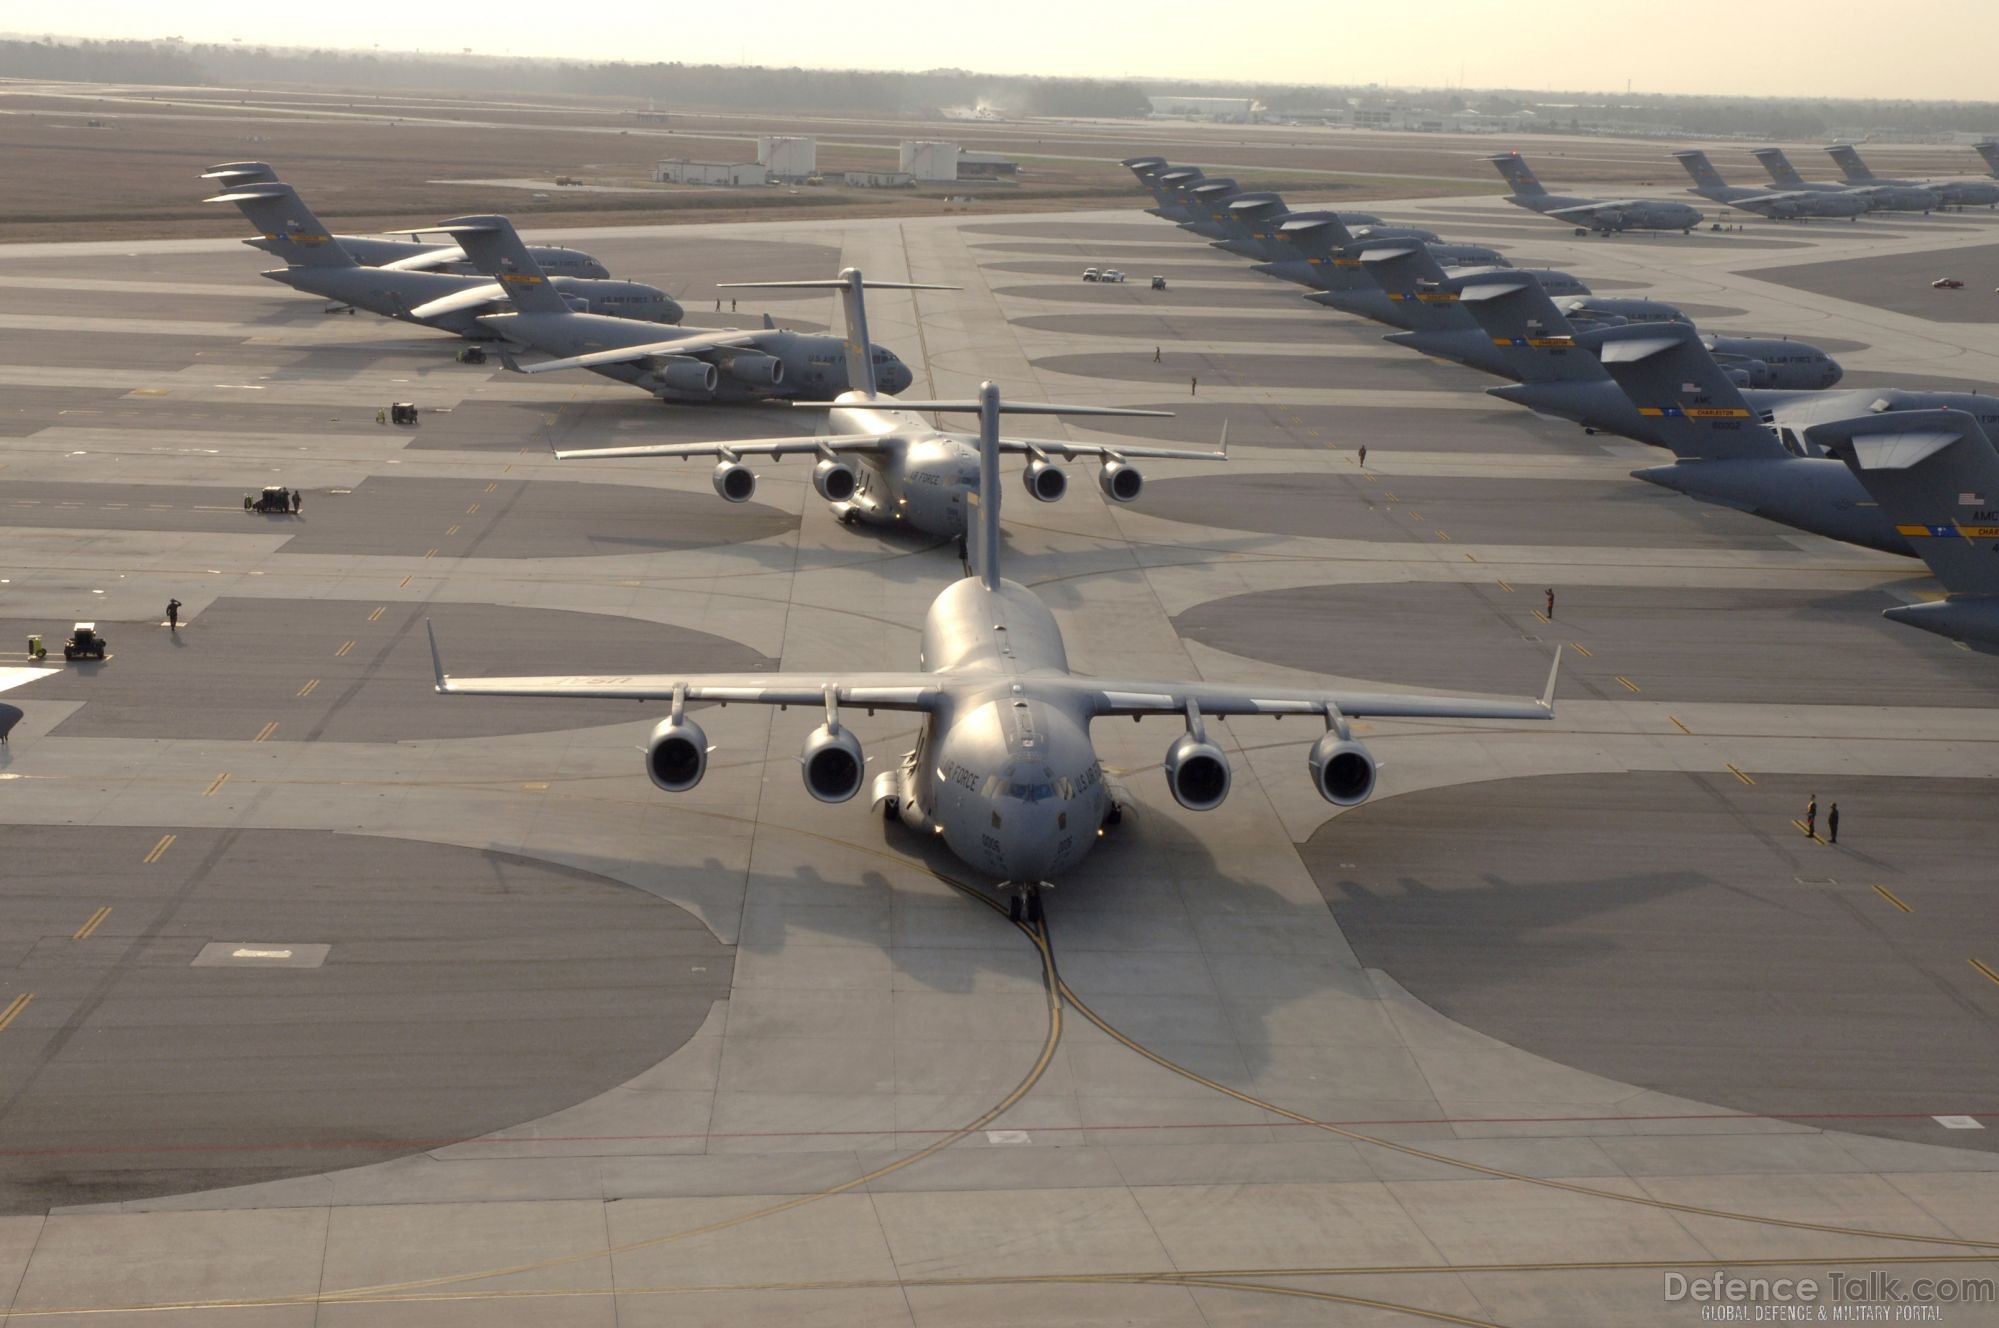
<box><xmin>646</xmin><ymin>715</ymin><xmax>709</xmax><ymax>792</ymax></box>
<box><xmin>1716</xmin><ymin>357</ymin><xmax>1771</xmax><ymax>389</ymax></box>
<box><xmin>715</xmin><ymin>350</ymin><xmax>785</xmax><ymax>387</ymax></box>
<box><xmin>1022</xmin><ymin>458</ymin><xmax>1067</xmax><ymax>503</ymax></box>
<box><xmin>1098</xmin><ymin>460</ymin><xmax>1143</xmax><ymax>503</ymax></box>
<box><xmin>649</xmin><ymin>356</ymin><xmax>720</xmax><ymax>396</ymax></box>
<box><xmin>813</xmin><ymin>457</ymin><xmax>858</xmax><ymax>503</ymax></box>
<box><xmin>801</xmin><ymin>723</ymin><xmax>865</xmax><ymax>803</ymax></box>
<box><xmin>713</xmin><ymin>461</ymin><xmax>756</xmax><ymax>503</ymax></box>
<box><xmin>1309</xmin><ymin>732</ymin><xmax>1377</xmax><ymax>807</ymax></box>
<box><xmin>1164</xmin><ymin>732</ymin><xmax>1231</xmax><ymax>811</ymax></box>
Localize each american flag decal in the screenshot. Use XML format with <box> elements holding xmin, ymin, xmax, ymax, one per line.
<box><xmin>1962</xmin><ymin>493</ymin><xmax>1986</xmax><ymax>505</ymax></box>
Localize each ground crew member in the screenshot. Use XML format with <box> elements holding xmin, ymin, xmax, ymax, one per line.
<box><xmin>1190</xmin><ymin>375</ymin><xmax>1198</xmax><ymax>396</ymax></box>
<box><xmin>1153</xmin><ymin>346</ymin><xmax>1161</xmax><ymax>363</ymax></box>
<box><xmin>1805</xmin><ymin>794</ymin><xmax>1817</xmax><ymax>839</ymax></box>
<box><xmin>291</xmin><ymin>489</ymin><xmax>301</xmax><ymax>514</ymax></box>
<box><xmin>1827</xmin><ymin>803</ymin><xmax>1839</xmax><ymax>844</ymax></box>
<box><xmin>1359</xmin><ymin>444</ymin><xmax>1367</xmax><ymax>468</ymax></box>
<box><xmin>376</xmin><ymin>408</ymin><xmax>386</xmax><ymax>425</ymax></box>
<box><xmin>1545</xmin><ymin>588</ymin><xmax>1554</xmax><ymax>620</ymax></box>
<box><xmin>166</xmin><ymin>598</ymin><xmax>181</xmax><ymax>632</ymax></box>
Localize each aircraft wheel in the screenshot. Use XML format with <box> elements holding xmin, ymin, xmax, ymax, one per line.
<box><xmin>1008</xmin><ymin>895</ymin><xmax>1023</xmax><ymax>923</ymax></box>
<box><xmin>1028</xmin><ymin>893</ymin><xmax>1045</xmax><ymax>925</ymax></box>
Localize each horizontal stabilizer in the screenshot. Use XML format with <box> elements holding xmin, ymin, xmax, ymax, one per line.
<box><xmin>515</xmin><ymin>329</ymin><xmax>762</xmax><ymax>374</ymax></box>
<box><xmin>1846</xmin><ymin>431</ymin><xmax>1965</xmax><ymax>471</ymax></box>
<box><xmin>406</xmin><ymin>283</ymin><xmax>508</xmax><ymax>321</ymax></box>
<box><xmin>1596</xmin><ymin>336</ymin><xmax>1684</xmax><ymax>364</ymax></box>
<box><xmin>1455</xmin><ymin>277</ymin><xmax>1534</xmax><ymax>301</ymax></box>
<box><xmin>717</xmin><ymin>278</ymin><xmax>959</xmax><ymax>292</ymax></box>
<box><xmin>786</xmin><ymin>400</ymin><xmax>1171</xmax><ymax>418</ymax></box>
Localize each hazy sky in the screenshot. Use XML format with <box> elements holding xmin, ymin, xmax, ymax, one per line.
<box><xmin>31</xmin><ymin>1</ymin><xmax>1999</xmax><ymax>102</ymax></box>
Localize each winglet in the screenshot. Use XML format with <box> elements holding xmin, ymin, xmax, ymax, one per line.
<box><xmin>426</xmin><ymin>620</ymin><xmax>449</xmax><ymax>693</ymax></box>
<box><xmin>1540</xmin><ymin>644</ymin><xmax>1562</xmax><ymax>714</ymax></box>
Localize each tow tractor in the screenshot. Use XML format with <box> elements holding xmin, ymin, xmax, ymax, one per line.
<box><xmin>63</xmin><ymin>623</ymin><xmax>106</xmax><ymax>662</ymax></box>
<box><xmin>247</xmin><ymin>485</ymin><xmax>294</xmax><ymax>514</ymax></box>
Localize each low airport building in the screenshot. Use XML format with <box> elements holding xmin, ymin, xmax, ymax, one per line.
<box><xmin>653</xmin><ymin>158</ymin><xmax>766</xmax><ymax>186</ymax></box>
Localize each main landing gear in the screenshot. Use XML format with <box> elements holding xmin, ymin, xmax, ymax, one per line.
<box><xmin>1006</xmin><ymin>883</ymin><xmax>1048</xmax><ymax>925</ymax></box>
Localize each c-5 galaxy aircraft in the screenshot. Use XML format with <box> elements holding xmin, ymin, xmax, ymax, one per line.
<box><xmin>1824</xmin><ymin>144</ymin><xmax>1999</xmax><ymax>209</ymax></box>
<box><xmin>1812</xmin><ymin>409</ymin><xmax>1999</xmax><ymax>651</ymax></box>
<box><xmin>432</xmin><ymin>380</ymin><xmax>1559</xmax><ymax>919</ymax></box>
<box><xmin>1384</xmin><ymin>260</ymin><xmax>1843</xmax><ymax>390</ymax></box>
<box><xmin>1749</xmin><ymin>149</ymin><xmax>1939</xmax><ymax>213</ymax></box>
<box><xmin>202</xmin><ymin>162</ymin><xmax>610</xmax><ymax>277</ymax></box>
<box><xmin>1486</xmin><ymin>153</ymin><xmax>1703</xmax><ymax>234</ymax></box>
<box><xmin>557</xmin><ymin>268</ymin><xmax>1224</xmax><ymax>539</ymax></box>
<box><xmin>208</xmin><ymin>183</ymin><xmax>682</xmax><ymax>336</ymax></box>
<box><xmin>432</xmin><ymin>215</ymin><xmax>913</xmax><ymax>402</ymax></box>
<box><xmin>1669</xmin><ymin>150</ymin><xmax>1868</xmax><ymax>220</ymax></box>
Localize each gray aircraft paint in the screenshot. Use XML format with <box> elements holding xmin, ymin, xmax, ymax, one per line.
<box><xmin>1485</xmin><ymin>153</ymin><xmax>1704</xmax><ymax>233</ymax></box>
<box><xmin>554</xmin><ymin>268</ymin><xmax>1222</xmax><ymax>539</ymax></box>
<box><xmin>1669</xmin><ymin>150</ymin><xmax>1868</xmax><ymax>220</ymax></box>
<box><xmin>208</xmin><ymin>185</ymin><xmax>681</xmax><ymax>335</ymax></box>
<box><xmin>1824</xmin><ymin>144</ymin><xmax>1999</xmax><ymax>208</ymax></box>
<box><xmin>1750</xmin><ymin>148</ymin><xmax>1940</xmax><ymax>213</ymax></box>
<box><xmin>1331</xmin><ymin>243</ymin><xmax>1588</xmax><ymax>332</ymax></box>
<box><xmin>1245</xmin><ymin>214</ymin><xmax>1497</xmax><ymax>292</ymax></box>
<box><xmin>1209</xmin><ymin>197</ymin><xmax>1388</xmax><ymax>261</ymax></box>
<box><xmin>202</xmin><ymin>161</ymin><xmax>613</xmax><ymax>278</ymax></box>
<box><xmin>432</xmin><ymin>381</ymin><xmax>1556</xmax><ymax>902</ymax></box>
<box><xmin>1811</xmin><ymin>409</ymin><xmax>1999</xmax><ymax>650</ymax></box>
<box><xmin>433</xmin><ymin>216</ymin><xmax>911</xmax><ymax>403</ymax></box>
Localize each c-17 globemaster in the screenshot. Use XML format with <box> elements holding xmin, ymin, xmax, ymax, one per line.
<box><xmin>1750</xmin><ymin>149</ymin><xmax>1939</xmax><ymax>213</ymax></box>
<box><xmin>432</xmin><ymin>381</ymin><xmax>1559</xmax><ymax>919</ymax></box>
<box><xmin>432</xmin><ymin>215</ymin><xmax>913</xmax><ymax>402</ymax></box>
<box><xmin>1486</xmin><ymin>153</ymin><xmax>1703</xmax><ymax>234</ymax></box>
<box><xmin>557</xmin><ymin>268</ymin><xmax>1225</xmax><ymax>540</ymax></box>
<box><xmin>1670</xmin><ymin>150</ymin><xmax>1868</xmax><ymax>220</ymax></box>
<box><xmin>202</xmin><ymin>162</ymin><xmax>611</xmax><ymax>277</ymax></box>
<box><xmin>1823</xmin><ymin>144</ymin><xmax>1999</xmax><ymax>209</ymax></box>
<box><xmin>209</xmin><ymin>183</ymin><xmax>682</xmax><ymax>336</ymax></box>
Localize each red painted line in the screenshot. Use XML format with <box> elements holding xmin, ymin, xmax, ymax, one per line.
<box><xmin>3</xmin><ymin>1108</ymin><xmax>1994</xmax><ymax>1160</ymax></box>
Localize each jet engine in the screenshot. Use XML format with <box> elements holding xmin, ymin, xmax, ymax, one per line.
<box><xmin>713</xmin><ymin>461</ymin><xmax>756</xmax><ymax>503</ymax></box>
<box><xmin>650</xmin><ymin>356</ymin><xmax>720</xmax><ymax>396</ymax></box>
<box><xmin>646</xmin><ymin>715</ymin><xmax>709</xmax><ymax>792</ymax></box>
<box><xmin>1022</xmin><ymin>458</ymin><xmax>1067</xmax><ymax>503</ymax></box>
<box><xmin>1718</xmin><ymin>360</ymin><xmax>1769</xmax><ymax>389</ymax></box>
<box><xmin>813</xmin><ymin>458</ymin><xmax>858</xmax><ymax>503</ymax></box>
<box><xmin>1308</xmin><ymin>731</ymin><xmax>1376</xmax><ymax>807</ymax></box>
<box><xmin>1164</xmin><ymin>731</ymin><xmax>1231</xmax><ymax>811</ymax></box>
<box><xmin>714</xmin><ymin>350</ymin><xmax>785</xmax><ymax>387</ymax></box>
<box><xmin>1098</xmin><ymin>460</ymin><xmax>1143</xmax><ymax>503</ymax></box>
<box><xmin>801</xmin><ymin>723</ymin><xmax>865</xmax><ymax>803</ymax></box>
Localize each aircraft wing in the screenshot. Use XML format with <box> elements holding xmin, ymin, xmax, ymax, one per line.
<box><xmin>513</xmin><ymin>330</ymin><xmax>765</xmax><ymax>375</ymax></box>
<box><xmin>377</xmin><ymin>246</ymin><xmax>470</xmax><ymax>272</ymax></box>
<box><xmin>406</xmin><ymin>283</ymin><xmax>509</xmax><ymax>320</ymax></box>
<box><xmin>993</xmin><ymin>436</ymin><xmax>1227</xmax><ymax>463</ymax></box>
<box><xmin>1055</xmin><ymin>648</ymin><xmax>1560</xmax><ymax>722</ymax></box>
<box><xmin>1542</xmin><ymin>202</ymin><xmax>1624</xmax><ymax>223</ymax></box>
<box><xmin>428</xmin><ymin>623</ymin><xmax>941</xmax><ymax>711</ymax></box>
<box><xmin>556</xmin><ymin>433</ymin><xmax>891</xmax><ymax>462</ymax></box>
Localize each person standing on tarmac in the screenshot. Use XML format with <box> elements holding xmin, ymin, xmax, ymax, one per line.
<box><xmin>1805</xmin><ymin>794</ymin><xmax>1817</xmax><ymax>840</ymax></box>
<box><xmin>166</xmin><ymin>598</ymin><xmax>181</xmax><ymax>632</ymax></box>
<box><xmin>1827</xmin><ymin>803</ymin><xmax>1840</xmax><ymax>845</ymax></box>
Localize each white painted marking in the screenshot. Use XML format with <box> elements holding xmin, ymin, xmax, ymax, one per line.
<box><xmin>986</xmin><ymin>1130</ymin><xmax>1031</xmax><ymax>1146</ymax></box>
<box><xmin>1936</xmin><ymin>1115</ymin><xmax>1985</xmax><ymax>1130</ymax></box>
<box><xmin>233</xmin><ymin>948</ymin><xmax>293</xmax><ymax>960</ymax></box>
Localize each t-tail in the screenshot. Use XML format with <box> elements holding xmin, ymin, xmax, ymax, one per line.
<box><xmin>1825</xmin><ymin>144</ymin><xmax>1876</xmax><ymax>183</ymax></box>
<box><xmin>1808</xmin><ymin>410</ymin><xmax>1999</xmax><ymax>598</ymax></box>
<box><xmin>1672</xmin><ymin>149</ymin><xmax>1729</xmax><ymax>193</ymax></box>
<box><xmin>717</xmin><ymin>267</ymin><xmax>955</xmax><ymax>398</ymax></box>
<box><xmin>201</xmin><ymin>161</ymin><xmax>279</xmax><ymax>190</ymax></box>
<box><xmin>1751</xmin><ymin>148</ymin><xmax>1810</xmax><ymax>188</ymax></box>
<box><xmin>1580</xmin><ymin>322</ymin><xmax>1785</xmax><ymax>461</ymax></box>
<box><xmin>420</xmin><ymin>216</ymin><xmax>571</xmax><ymax>314</ymax></box>
<box><xmin>1976</xmin><ymin>141</ymin><xmax>1999</xmax><ymax>179</ymax></box>
<box><xmin>1449</xmin><ymin>271</ymin><xmax>1600</xmax><ymax>383</ymax></box>
<box><xmin>1486</xmin><ymin>153</ymin><xmax>1547</xmax><ymax>197</ymax></box>
<box><xmin>205</xmin><ymin>182</ymin><xmax>353</xmax><ymax>268</ymax></box>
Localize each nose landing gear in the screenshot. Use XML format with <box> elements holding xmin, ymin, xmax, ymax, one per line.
<box><xmin>1005</xmin><ymin>882</ymin><xmax>1049</xmax><ymax>925</ymax></box>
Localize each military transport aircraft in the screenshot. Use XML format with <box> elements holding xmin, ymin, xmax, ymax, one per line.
<box><xmin>202</xmin><ymin>162</ymin><xmax>611</xmax><ymax>277</ymax></box>
<box><xmin>1812</xmin><ymin>409</ymin><xmax>1999</xmax><ymax>651</ymax></box>
<box><xmin>432</xmin><ymin>381</ymin><xmax>1560</xmax><ymax>920</ymax></box>
<box><xmin>1670</xmin><ymin>151</ymin><xmax>1869</xmax><ymax>220</ymax></box>
<box><xmin>208</xmin><ymin>183</ymin><xmax>682</xmax><ymax>336</ymax></box>
<box><xmin>1485</xmin><ymin>153</ymin><xmax>1704</xmax><ymax>234</ymax></box>
<box><xmin>1823</xmin><ymin>144</ymin><xmax>1999</xmax><ymax>209</ymax></box>
<box><xmin>556</xmin><ymin>268</ymin><xmax>1225</xmax><ymax>540</ymax></box>
<box><xmin>431</xmin><ymin>216</ymin><xmax>914</xmax><ymax>402</ymax></box>
<box><xmin>1750</xmin><ymin>149</ymin><xmax>1940</xmax><ymax>213</ymax></box>
<box><xmin>1243</xmin><ymin>213</ymin><xmax>1506</xmax><ymax>290</ymax></box>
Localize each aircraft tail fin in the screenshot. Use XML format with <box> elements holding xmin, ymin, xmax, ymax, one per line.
<box><xmin>1486</xmin><ymin>153</ymin><xmax>1548</xmax><ymax>197</ymax></box>
<box><xmin>206</xmin><ymin>182</ymin><xmax>353</xmax><ymax>268</ymax></box>
<box><xmin>973</xmin><ymin>382</ymin><xmax>1003</xmax><ymax>591</ymax></box>
<box><xmin>1448</xmin><ymin>271</ymin><xmax>1601</xmax><ymax>384</ymax></box>
<box><xmin>718</xmin><ymin>268</ymin><xmax>956</xmax><ymax>398</ymax></box>
<box><xmin>1672</xmin><ymin>150</ymin><xmax>1728</xmax><ymax>191</ymax></box>
<box><xmin>1976</xmin><ymin>141</ymin><xmax>1999</xmax><ymax>178</ymax></box>
<box><xmin>416</xmin><ymin>216</ymin><xmax>570</xmax><ymax>314</ymax></box>
<box><xmin>1808</xmin><ymin>410</ymin><xmax>1999</xmax><ymax>596</ymax></box>
<box><xmin>1357</xmin><ymin>244</ymin><xmax>1464</xmax><ymax>328</ymax></box>
<box><xmin>1825</xmin><ymin>144</ymin><xmax>1874</xmax><ymax>182</ymax></box>
<box><xmin>1580</xmin><ymin>322</ymin><xmax>1786</xmax><ymax>462</ymax></box>
<box><xmin>1751</xmin><ymin>148</ymin><xmax>1809</xmax><ymax>188</ymax></box>
<box><xmin>201</xmin><ymin>161</ymin><xmax>279</xmax><ymax>189</ymax></box>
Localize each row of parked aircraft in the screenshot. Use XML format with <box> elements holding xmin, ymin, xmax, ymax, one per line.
<box><xmin>1124</xmin><ymin>155</ymin><xmax>1999</xmax><ymax>654</ymax></box>
<box><xmin>1482</xmin><ymin>143</ymin><xmax>1999</xmax><ymax>234</ymax></box>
